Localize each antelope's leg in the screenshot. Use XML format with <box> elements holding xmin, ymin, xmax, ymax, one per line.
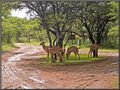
<box><xmin>96</xmin><ymin>50</ymin><xmax>98</xmax><ymax>57</ymax></box>
<box><xmin>95</xmin><ymin>50</ymin><xmax>96</xmax><ymax>57</ymax></box>
<box><xmin>95</xmin><ymin>50</ymin><xmax>97</xmax><ymax>57</ymax></box>
<box><xmin>91</xmin><ymin>51</ymin><xmax>92</xmax><ymax>58</ymax></box>
<box><xmin>59</xmin><ymin>53</ymin><xmax>63</xmax><ymax>62</ymax></box>
<box><xmin>50</xmin><ymin>54</ymin><xmax>53</xmax><ymax>62</ymax></box>
<box><xmin>62</xmin><ymin>51</ymin><xmax>65</xmax><ymax>59</ymax></box>
<box><xmin>78</xmin><ymin>53</ymin><xmax>80</xmax><ymax>60</ymax></box>
<box><xmin>47</xmin><ymin>53</ymin><xmax>49</xmax><ymax>62</ymax></box>
<box><xmin>58</xmin><ymin>55</ymin><xmax>61</xmax><ymax>62</ymax></box>
<box><xmin>88</xmin><ymin>51</ymin><xmax>90</xmax><ymax>58</ymax></box>
<box><xmin>74</xmin><ymin>53</ymin><xmax>77</xmax><ymax>60</ymax></box>
<box><xmin>88</xmin><ymin>52</ymin><xmax>89</xmax><ymax>58</ymax></box>
<box><xmin>68</xmin><ymin>54</ymin><xmax>70</xmax><ymax>60</ymax></box>
<box><xmin>55</xmin><ymin>54</ymin><xmax>58</xmax><ymax>63</ymax></box>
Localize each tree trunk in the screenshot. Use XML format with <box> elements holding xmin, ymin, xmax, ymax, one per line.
<box><xmin>56</xmin><ymin>36</ymin><xmax>64</xmax><ymax>48</ymax></box>
<box><xmin>64</xmin><ymin>37</ymin><xmax>69</xmax><ymax>48</ymax></box>
<box><xmin>46</xmin><ymin>28</ymin><xmax>52</xmax><ymax>48</ymax></box>
<box><xmin>27</xmin><ymin>36</ymin><xmax>30</xmax><ymax>43</ymax></box>
<box><xmin>93</xmin><ymin>50</ymin><xmax>98</xmax><ymax>57</ymax></box>
<box><xmin>93</xmin><ymin>50</ymin><xmax>95</xmax><ymax>57</ymax></box>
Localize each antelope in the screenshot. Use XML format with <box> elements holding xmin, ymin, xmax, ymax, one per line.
<box><xmin>62</xmin><ymin>47</ymin><xmax>66</xmax><ymax>59</ymax></box>
<box><xmin>40</xmin><ymin>42</ymin><xmax>50</xmax><ymax>62</ymax></box>
<box><xmin>48</xmin><ymin>46</ymin><xmax>64</xmax><ymax>62</ymax></box>
<box><xmin>88</xmin><ymin>43</ymin><xmax>101</xmax><ymax>58</ymax></box>
<box><xmin>66</xmin><ymin>46</ymin><xmax>80</xmax><ymax>60</ymax></box>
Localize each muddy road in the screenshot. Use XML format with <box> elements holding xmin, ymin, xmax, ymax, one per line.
<box><xmin>2</xmin><ymin>43</ymin><xmax>119</xmax><ymax>89</ymax></box>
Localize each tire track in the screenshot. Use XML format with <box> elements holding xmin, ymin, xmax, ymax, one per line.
<box><xmin>2</xmin><ymin>43</ymin><xmax>119</xmax><ymax>89</ymax></box>
<box><xmin>3</xmin><ymin>64</ymin><xmax>33</xmax><ymax>89</ymax></box>
<box><xmin>2</xmin><ymin>44</ymin><xmax>47</xmax><ymax>89</ymax></box>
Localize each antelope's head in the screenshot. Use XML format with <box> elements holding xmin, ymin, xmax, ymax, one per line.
<box><xmin>40</xmin><ymin>42</ymin><xmax>46</xmax><ymax>45</ymax></box>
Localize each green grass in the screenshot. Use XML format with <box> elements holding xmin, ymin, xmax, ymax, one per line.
<box><xmin>38</xmin><ymin>54</ymin><xmax>106</xmax><ymax>66</ymax></box>
<box><xmin>81</xmin><ymin>48</ymin><xmax>118</xmax><ymax>53</ymax></box>
<box><xmin>25</xmin><ymin>40</ymin><xmax>118</xmax><ymax>53</ymax></box>
<box><xmin>25</xmin><ymin>39</ymin><xmax>49</xmax><ymax>46</ymax></box>
<box><xmin>17</xmin><ymin>38</ymin><xmax>118</xmax><ymax>53</ymax></box>
<box><xmin>25</xmin><ymin>40</ymin><xmax>40</xmax><ymax>46</ymax></box>
<box><xmin>2</xmin><ymin>44</ymin><xmax>19</xmax><ymax>53</ymax></box>
<box><xmin>99</xmin><ymin>48</ymin><xmax>119</xmax><ymax>53</ymax></box>
<box><xmin>14</xmin><ymin>37</ymin><xmax>27</xmax><ymax>43</ymax></box>
<box><xmin>3</xmin><ymin>37</ymin><xmax>118</xmax><ymax>53</ymax></box>
<box><xmin>114</xmin><ymin>82</ymin><xmax>119</xmax><ymax>89</ymax></box>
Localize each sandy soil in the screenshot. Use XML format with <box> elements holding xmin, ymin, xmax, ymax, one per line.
<box><xmin>1</xmin><ymin>43</ymin><xmax>119</xmax><ymax>89</ymax></box>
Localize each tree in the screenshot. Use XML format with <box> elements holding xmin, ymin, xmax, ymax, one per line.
<box><xmin>107</xmin><ymin>1</ymin><xmax>119</xmax><ymax>37</ymax></box>
<box><xmin>2</xmin><ymin>17</ymin><xmax>27</xmax><ymax>44</ymax></box>
<box><xmin>1</xmin><ymin>1</ymin><xmax>26</xmax><ymax>44</ymax></box>
<box><xmin>22</xmin><ymin>1</ymin><xmax>117</xmax><ymax>57</ymax></box>
<box><xmin>1</xmin><ymin>1</ymin><xmax>22</xmax><ymax>18</ymax></box>
<box><xmin>23</xmin><ymin>1</ymin><xmax>83</xmax><ymax>48</ymax></box>
<box><xmin>75</xmin><ymin>1</ymin><xmax>116</xmax><ymax>57</ymax></box>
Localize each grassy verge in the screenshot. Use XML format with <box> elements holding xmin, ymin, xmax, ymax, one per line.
<box><xmin>25</xmin><ymin>40</ymin><xmax>119</xmax><ymax>53</ymax></box>
<box><xmin>38</xmin><ymin>54</ymin><xmax>106</xmax><ymax>66</ymax></box>
<box><xmin>114</xmin><ymin>82</ymin><xmax>119</xmax><ymax>89</ymax></box>
<box><xmin>15</xmin><ymin>37</ymin><xmax>27</xmax><ymax>43</ymax></box>
<box><xmin>2</xmin><ymin>44</ymin><xmax>19</xmax><ymax>53</ymax></box>
<box><xmin>24</xmin><ymin>41</ymin><xmax>40</xmax><ymax>46</ymax></box>
<box><xmin>24</xmin><ymin>39</ymin><xmax>49</xmax><ymax>46</ymax></box>
<box><xmin>81</xmin><ymin>48</ymin><xmax>118</xmax><ymax>53</ymax></box>
<box><xmin>22</xmin><ymin>38</ymin><xmax>119</xmax><ymax>53</ymax></box>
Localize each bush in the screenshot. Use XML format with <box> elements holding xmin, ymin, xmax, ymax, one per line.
<box><xmin>102</xmin><ymin>37</ymin><xmax>119</xmax><ymax>49</ymax></box>
<box><xmin>2</xmin><ymin>44</ymin><xmax>19</xmax><ymax>53</ymax></box>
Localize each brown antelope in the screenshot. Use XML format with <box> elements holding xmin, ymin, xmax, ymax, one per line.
<box><xmin>88</xmin><ymin>43</ymin><xmax>101</xmax><ymax>58</ymax></box>
<box><xmin>48</xmin><ymin>46</ymin><xmax>64</xmax><ymax>62</ymax></box>
<box><xmin>40</xmin><ymin>42</ymin><xmax>50</xmax><ymax>62</ymax></box>
<box><xmin>62</xmin><ymin>47</ymin><xmax>66</xmax><ymax>59</ymax></box>
<box><xmin>66</xmin><ymin>46</ymin><xmax>80</xmax><ymax>60</ymax></box>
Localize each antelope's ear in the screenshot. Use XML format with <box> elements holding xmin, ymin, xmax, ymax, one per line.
<box><xmin>40</xmin><ymin>41</ymin><xmax>46</xmax><ymax>45</ymax></box>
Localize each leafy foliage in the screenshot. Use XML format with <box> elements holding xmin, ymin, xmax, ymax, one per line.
<box><xmin>108</xmin><ymin>1</ymin><xmax>119</xmax><ymax>20</ymax></box>
<box><xmin>107</xmin><ymin>1</ymin><xmax>119</xmax><ymax>38</ymax></box>
<box><xmin>1</xmin><ymin>1</ymin><xmax>22</xmax><ymax>18</ymax></box>
<box><xmin>1</xmin><ymin>1</ymin><xmax>119</xmax><ymax>50</ymax></box>
<box><xmin>2</xmin><ymin>17</ymin><xmax>26</xmax><ymax>44</ymax></box>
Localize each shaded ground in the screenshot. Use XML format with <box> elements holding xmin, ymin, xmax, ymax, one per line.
<box><xmin>2</xmin><ymin>43</ymin><xmax>119</xmax><ymax>89</ymax></box>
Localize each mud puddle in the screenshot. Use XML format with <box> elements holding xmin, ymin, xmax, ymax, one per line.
<box><xmin>2</xmin><ymin>43</ymin><xmax>47</xmax><ymax>89</ymax></box>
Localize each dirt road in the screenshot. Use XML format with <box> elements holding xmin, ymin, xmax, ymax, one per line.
<box><xmin>2</xmin><ymin>43</ymin><xmax>119</xmax><ymax>89</ymax></box>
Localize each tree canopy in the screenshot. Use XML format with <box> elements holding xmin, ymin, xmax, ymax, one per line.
<box><xmin>1</xmin><ymin>1</ymin><xmax>119</xmax><ymax>50</ymax></box>
<box><xmin>22</xmin><ymin>1</ymin><xmax>118</xmax><ymax>47</ymax></box>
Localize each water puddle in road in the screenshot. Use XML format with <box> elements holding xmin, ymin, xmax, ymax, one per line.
<box><xmin>108</xmin><ymin>70</ymin><xmax>118</xmax><ymax>75</ymax></box>
<box><xmin>104</xmin><ymin>69</ymin><xmax>119</xmax><ymax>75</ymax></box>
<box><xmin>29</xmin><ymin>76</ymin><xmax>46</xmax><ymax>84</ymax></box>
<box><xmin>20</xmin><ymin>84</ymin><xmax>32</xmax><ymax>89</ymax></box>
<box><xmin>111</xmin><ymin>62</ymin><xmax>119</xmax><ymax>65</ymax></box>
<box><xmin>3</xmin><ymin>44</ymin><xmax>47</xmax><ymax>89</ymax></box>
<box><xmin>30</xmin><ymin>70</ymin><xmax>46</xmax><ymax>84</ymax></box>
<box><xmin>7</xmin><ymin>46</ymin><xmax>40</xmax><ymax>62</ymax></box>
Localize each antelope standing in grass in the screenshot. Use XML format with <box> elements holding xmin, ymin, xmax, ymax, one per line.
<box><xmin>88</xmin><ymin>43</ymin><xmax>101</xmax><ymax>58</ymax></box>
<box><xmin>48</xmin><ymin>46</ymin><xmax>64</xmax><ymax>62</ymax></box>
<box><xmin>40</xmin><ymin>42</ymin><xmax>50</xmax><ymax>62</ymax></box>
<box><xmin>66</xmin><ymin>46</ymin><xmax>80</xmax><ymax>60</ymax></box>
